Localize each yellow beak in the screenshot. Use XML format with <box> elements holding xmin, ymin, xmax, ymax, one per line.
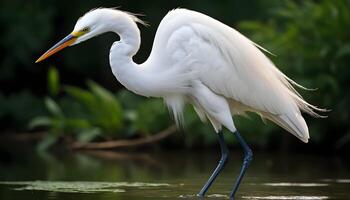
<box><xmin>35</xmin><ymin>34</ymin><xmax>77</xmax><ymax>63</ymax></box>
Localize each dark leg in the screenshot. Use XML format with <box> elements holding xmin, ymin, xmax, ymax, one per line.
<box><xmin>197</xmin><ymin>131</ymin><xmax>229</xmax><ymax>197</ymax></box>
<box><xmin>229</xmin><ymin>130</ymin><xmax>253</xmax><ymax>199</ymax></box>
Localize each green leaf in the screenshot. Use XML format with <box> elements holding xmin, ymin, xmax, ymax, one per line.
<box><xmin>135</xmin><ymin>99</ymin><xmax>169</xmax><ymax>135</ymax></box>
<box><xmin>28</xmin><ymin>116</ymin><xmax>52</xmax><ymax>129</ymax></box>
<box><xmin>64</xmin><ymin>86</ymin><xmax>97</xmax><ymax>110</ymax></box>
<box><xmin>76</xmin><ymin>128</ymin><xmax>102</xmax><ymax>143</ymax></box>
<box><xmin>47</xmin><ymin>66</ymin><xmax>60</xmax><ymax>97</ymax></box>
<box><xmin>87</xmin><ymin>80</ymin><xmax>115</xmax><ymax>102</ymax></box>
<box><xmin>64</xmin><ymin>118</ymin><xmax>91</xmax><ymax>130</ymax></box>
<box><xmin>64</xmin><ymin>82</ymin><xmax>124</xmax><ymax>135</ymax></box>
<box><xmin>87</xmin><ymin>80</ymin><xmax>124</xmax><ymax>134</ymax></box>
<box><xmin>124</xmin><ymin>110</ymin><xmax>137</xmax><ymax>121</ymax></box>
<box><xmin>36</xmin><ymin>134</ymin><xmax>58</xmax><ymax>152</ymax></box>
<box><xmin>336</xmin><ymin>44</ymin><xmax>350</xmax><ymax>58</ymax></box>
<box><xmin>45</xmin><ymin>97</ymin><xmax>63</xmax><ymax>118</ymax></box>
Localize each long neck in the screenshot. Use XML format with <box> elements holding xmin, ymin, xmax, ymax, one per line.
<box><xmin>106</xmin><ymin>10</ymin><xmax>189</xmax><ymax>98</ymax></box>
<box><xmin>107</xmin><ymin>11</ymin><xmax>149</xmax><ymax>96</ymax></box>
<box><xmin>109</xmin><ymin>12</ymin><xmax>141</xmax><ymax>56</ymax></box>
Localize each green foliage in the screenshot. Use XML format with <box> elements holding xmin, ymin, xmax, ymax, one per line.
<box><xmin>134</xmin><ymin>99</ymin><xmax>169</xmax><ymax>135</ymax></box>
<box><xmin>30</xmin><ymin>81</ymin><xmax>125</xmax><ymax>150</ymax></box>
<box><xmin>0</xmin><ymin>1</ymin><xmax>54</xmax><ymax>81</ymax></box>
<box><xmin>64</xmin><ymin>81</ymin><xmax>123</xmax><ymax>136</ymax></box>
<box><xmin>239</xmin><ymin>0</ymin><xmax>350</xmax><ymax>147</ymax></box>
<box><xmin>29</xmin><ymin>66</ymin><xmax>176</xmax><ymax>150</ymax></box>
<box><xmin>0</xmin><ymin>91</ymin><xmax>46</xmax><ymax>130</ymax></box>
<box><xmin>2</xmin><ymin>1</ymin><xmax>349</xmax><ymax>151</ymax></box>
<box><xmin>47</xmin><ymin>66</ymin><xmax>60</xmax><ymax>97</ymax></box>
<box><xmin>29</xmin><ymin>97</ymin><xmax>92</xmax><ymax>151</ymax></box>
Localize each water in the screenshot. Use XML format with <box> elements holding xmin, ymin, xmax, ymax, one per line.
<box><xmin>0</xmin><ymin>147</ymin><xmax>349</xmax><ymax>200</ymax></box>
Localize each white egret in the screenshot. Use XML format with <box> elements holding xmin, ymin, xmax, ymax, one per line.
<box><xmin>36</xmin><ymin>8</ymin><xmax>324</xmax><ymax>199</ymax></box>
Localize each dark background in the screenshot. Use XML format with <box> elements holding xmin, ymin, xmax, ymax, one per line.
<box><xmin>0</xmin><ymin>0</ymin><xmax>349</xmax><ymax>153</ymax></box>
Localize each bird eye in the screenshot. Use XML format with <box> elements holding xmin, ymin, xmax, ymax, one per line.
<box><xmin>81</xmin><ymin>27</ymin><xmax>90</xmax><ymax>32</ymax></box>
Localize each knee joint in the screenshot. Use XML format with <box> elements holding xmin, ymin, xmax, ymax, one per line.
<box><xmin>244</xmin><ymin>149</ymin><xmax>253</xmax><ymax>162</ymax></box>
<box><xmin>220</xmin><ymin>152</ymin><xmax>229</xmax><ymax>164</ymax></box>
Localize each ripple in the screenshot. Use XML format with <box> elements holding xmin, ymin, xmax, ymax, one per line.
<box><xmin>0</xmin><ymin>181</ymin><xmax>170</xmax><ymax>193</ymax></box>
<box><xmin>321</xmin><ymin>179</ymin><xmax>350</xmax><ymax>183</ymax></box>
<box><xmin>242</xmin><ymin>196</ymin><xmax>329</xmax><ymax>200</ymax></box>
<box><xmin>263</xmin><ymin>183</ymin><xmax>328</xmax><ymax>187</ymax></box>
<box><xmin>207</xmin><ymin>194</ymin><xmax>229</xmax><ymax>198</ymax></box>
<box><xmin>178</xmin><ymin>194</ymin><xmax>197</xmax><ymax>198</ymax></box>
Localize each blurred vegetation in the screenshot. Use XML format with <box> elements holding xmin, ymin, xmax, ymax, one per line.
<box><xmin>29</xmin><ymin>67</ymin><xmax>173</xmax><ymax>150</ymax></box>
<box><xmin>239</xmin><ymin>0</ymin><xmax>350</xmax><ymax>149</ymax></box>
<box><xmin>0</xmin><ymin>0</ymin><xmax>349</xmax><ymax>152</ymax></box>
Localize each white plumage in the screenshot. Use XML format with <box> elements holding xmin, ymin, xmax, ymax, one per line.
<box><xmin>71</xmin><ymin>8</ymin><xmax>323</xmax><ymax>143</ymax></box>
<box><xmin>38</xmin><ymin>8</ymin><xmax>323</xmax><ymax>142</ymax></box>
<box><xmin>151</xmin><ymin>9</ymin><xmax>323</xmax><ymax>141</ymax></box>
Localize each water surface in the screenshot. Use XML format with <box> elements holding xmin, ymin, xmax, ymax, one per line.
<box><xmin>0</xmin><ymin>147</ymin><xmax>349</xmax><ymax>200</ymax></box>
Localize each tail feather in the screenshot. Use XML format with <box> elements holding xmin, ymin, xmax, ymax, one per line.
<box><xmin>264</xmin><ymin>112</ymin><xmax>309</xmax><ymax>143</ymax></box>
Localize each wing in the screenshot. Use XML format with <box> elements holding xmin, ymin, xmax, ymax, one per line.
<box><xmin>146</xmin><ymin>9</ymin><xmax>323</xmax><ymax>142</ymax></box>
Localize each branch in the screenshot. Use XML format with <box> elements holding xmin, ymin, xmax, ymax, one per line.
<box><xmin>71</xmin><ymin>125</ymin><xmax>177</xmax><ymax>150</ymax></box>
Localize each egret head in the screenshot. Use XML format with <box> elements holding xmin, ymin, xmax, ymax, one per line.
<box><xmin>35</xmin><ymin>8</ymin><xmax>116</xmax><ymax>63</ymax></box>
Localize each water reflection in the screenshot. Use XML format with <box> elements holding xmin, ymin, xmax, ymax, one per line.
<box><xmin>0</xmin><ymin>181</ymin><xmax>171</xmax><ymax>193</ymax></box>
<box><xmin>241</xmin><ymin>196</ymin><xmax>329</xmax><ymax>200</ymax></box>
<box><xmin>262</xmin><ymin>183</ymin><xmax>329</xmax><ymax>187</ymax></box>
<box><xmin>0</xmin><ymin>149</ymin><xmax>349</xmax><ymax>200</ymax></box>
